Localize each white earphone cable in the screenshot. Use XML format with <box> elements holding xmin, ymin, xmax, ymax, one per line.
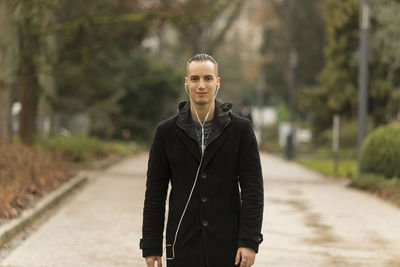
<box><xmin>164</xmin><ymin>84</ymin><xmax>219</xmax><ymax>261</ymax></box>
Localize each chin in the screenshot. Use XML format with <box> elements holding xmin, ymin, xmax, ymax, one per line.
<box><xmin>194</xmin><ymin>99</ymin><xmax>211</xmax><ymax>106</ymax></box>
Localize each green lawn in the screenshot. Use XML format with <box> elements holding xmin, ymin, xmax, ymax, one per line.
<box><xmin>296</xmin><ymin>158</ymin><xmax>400</xmax><ymax>207</ymax></box>
<box><xmin>38</xmin><ymin>136</ymin><xmax>145</xmax><ymax>162</ymax></box>
<box><xmin>296</xmin><ymin>158</ymin><xmax>357</xmax><ymax>178</ymax></box>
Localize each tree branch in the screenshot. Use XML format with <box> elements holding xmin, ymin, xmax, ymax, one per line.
<box><xmin>207</xmin><ymin>0</ymin><xmax>245</xmax><ymax>54</ymax></box>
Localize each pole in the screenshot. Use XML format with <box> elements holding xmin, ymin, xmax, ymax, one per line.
<box><xmin>333</xmin><ymin>114</ymin><xmax>340</xmax><ymax>176</ymax></box>
<box><xmin>287</xmin><ymin>48</ymin><xmax>298</xmax><ymax>160</ymax></box>
<box><xmin>257</xmin><ymin>71</ymin><xmax>265</xmax><ymax>145</ymax></box>
<box><xmin>357</xmin><ymin>0</ymin><xmax>370</xmax><ymax>176</ymax></box>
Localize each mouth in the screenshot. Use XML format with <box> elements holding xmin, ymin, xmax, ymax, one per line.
<box><xmin>196</xmin><ymin>92</ymin><xmax>207</xmax><ymax>96</ymax></box>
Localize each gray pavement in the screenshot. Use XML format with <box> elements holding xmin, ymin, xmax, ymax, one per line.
<box><xmin>1</xmin><ymin>152</ymin><xmax>400</xmax><ymax>266</ymax></box>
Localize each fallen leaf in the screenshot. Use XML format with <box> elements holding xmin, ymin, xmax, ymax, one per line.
<box><xmin>9</xmin><ymin>207</ymin><xmax>18</xmax><ymax>217</ymax></box>
<box><xmin>29</xmin><ymin>184</ymin><xmax>37</xmax><ymax>194</ymax></box>
<box><xmin>39</xmin><ymin>178</ymin><xmax>46</xmax><ymax>186</ymax></box>
<box><xmin>15</xmin><ymin>197</ymin><xmax>25</xmax><ymax>208</ymax></box>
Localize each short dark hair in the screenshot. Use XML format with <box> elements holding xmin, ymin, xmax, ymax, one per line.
<box><xmin>187</xmin><ymin>53</ymin><xmax>218</xmax><ymax>75</ymax></box>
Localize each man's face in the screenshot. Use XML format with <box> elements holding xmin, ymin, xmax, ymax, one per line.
<box><xmin>185</xmin><ymin>60</ymin><xmax>220</xmax><ymax>106</ymax></box>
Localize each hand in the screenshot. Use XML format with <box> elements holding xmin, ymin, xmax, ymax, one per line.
<box><xmin>145</xmin><ymin>256</ymin><xmax>162</xmax><ymax>267</ymax></box>
<box><xmin>235</xmin><ymin>247</ymin><xmax>256</xmax><ymax>267</ymax></box>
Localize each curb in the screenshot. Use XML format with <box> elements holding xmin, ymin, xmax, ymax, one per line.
<box><xmin>0</xmin><ymin>173</ymin><xmax>88</xmax><ymax>247</ymax></box>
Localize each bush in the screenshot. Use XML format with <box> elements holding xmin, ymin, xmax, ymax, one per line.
<box><xmin>260</xmin><ymin>125</ymin><xmax>282</xmax><ymax>153</ymax></box>
<box><xmin>360</xmin><ymin>122</ymin><xmax>400</xmax><ymax>178</ymax></box>
<box><xmin>350</xmin><ymin>174</ymin><xmax>400</xmax><ymax>206</ymax></box>
<box><xmin>39</xmin><ymin>135</ymin><xmax>143</xmax><ymax>162</ymax></box>
<box><xmin>314</xmin><ymin>119</ymin><xmax>373</xmax><ymax>150</ymax></box>
<box><xmin>0</xmin><ymin>140</ymin><xmax>70</xmax><ymax>219</ymax></box>
<box><xmin>351</xmin><ymin>174</ymin><xmax>400</xmax><ymax>191</ymax></box>
<box><xmin>41</xmin><ymin>136</ymin><xmax>108</xmax><ymax>162</ymax></box>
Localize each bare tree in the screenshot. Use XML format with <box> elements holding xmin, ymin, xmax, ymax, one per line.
<box><xmin>179</xmin><ymin>0</ymin><xmax>245</xmax><ymax>55</ymax></box>
<box><xmin>152</xmin><ymin>0</ymin><xmax>245</xmax><ymax>55</ymax></box>
<box><xmin>0</xmin><ymin>0</ymin><xmax>16</xmax><ymax>141</ymax></box>
<box><xmin>17</xmin><ymin>2</ymin><xmax>41</xmax><ymax>145</ymax></box>
<box><xmin>16</xmin><ymin>1</ymin><xmax>57</xmax><ymax>145</ymax></box>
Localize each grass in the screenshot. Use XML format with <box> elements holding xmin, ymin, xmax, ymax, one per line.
<box><xmin>296</xmin><ymin>158</ymin><xmax>357</xmax><ymax>178</ymax></box>
<box><xmin>37</xmin><ymin>135</ymin><xmax>145</xmax><ymax>162</ymax></box>
<box><xmin>350</xmin><ymin>174</ymin><xmax>400</xmax><ymax>206</ymax></box>
<box><xmin>297</xmin><ymin>157</ymin><xmax>400</xmax><ymax>207</ymax></box>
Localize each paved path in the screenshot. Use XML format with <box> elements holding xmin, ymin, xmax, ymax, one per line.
<box><xmin>1</xmin><ymin>153</ymin><xmax>400</xmax><ymax>266</ymax></box>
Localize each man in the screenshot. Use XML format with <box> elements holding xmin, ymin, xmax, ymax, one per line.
<box><xmin>140</xmin><ymin>54</ymin><xmax>264</xmax><ymax>267</ymax></box>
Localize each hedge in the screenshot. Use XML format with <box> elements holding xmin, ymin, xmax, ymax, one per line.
<box><xmin>360</xmin><ymin>122</ymin><xmax>400</xmax><ymax>178</ymax></box>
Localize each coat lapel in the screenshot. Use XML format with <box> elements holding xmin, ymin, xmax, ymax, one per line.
<box><xmin>176</xmin><ymin>128</ymin><xmax>201</xmax><ymax>162</ymax></box>
<box><xmin>202</xmin><ymin>99</ymin><xmax>232</xmax><ymax>167</ymax></box>
<box><xmin>175</xmin><ymin>98</ymin><xmax>232</xmax><ymax>166</ymax></box>
<box><xmin>176</xmin><ymin>101</ymin><xmax>201</xmax><ymax>162</ymax></box>
<box><xmin>202</xmin><ymin>123</ymin><xmax>231</xmax><ymax>168</ymax></box>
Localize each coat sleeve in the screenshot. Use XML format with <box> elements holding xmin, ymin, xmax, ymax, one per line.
<box><xmin>140</xmin><ymin>125</ymin><xmax>171</xmax><ymax>257</ymax></box>
<box><xmin>237</xmin><ymin>120</ymin><xmax>264</xmax><ymax>252</ymax></box>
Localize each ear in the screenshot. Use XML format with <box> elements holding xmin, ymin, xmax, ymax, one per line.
<box><xmin>184</xmin><ymin>77</ymin><xmax>190</xmax><ymax>95</ymax></box>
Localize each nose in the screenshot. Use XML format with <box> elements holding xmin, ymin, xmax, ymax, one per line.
<box><xmin>199</xmin><ymin>79</ymin><xmax>206</xmax><ymax>89</ymax></box>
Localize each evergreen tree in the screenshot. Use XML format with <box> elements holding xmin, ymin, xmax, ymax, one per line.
<box><xmin>307</xmin><ymin>0</ymin><xmax>360</xmax><ymax>135</ymax></box>
<box><xmin>369</xmin><ymin>0</ymin><xmax>400</xmax><ymax>122</ymax></box>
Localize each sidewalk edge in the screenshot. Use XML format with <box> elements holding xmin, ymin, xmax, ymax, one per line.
<box><xmin>0</xmin><ymin>174</ymin><xmax>88</xmax><ymax>247</ymax></box>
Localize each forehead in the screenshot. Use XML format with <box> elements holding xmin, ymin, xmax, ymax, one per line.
<box><xmin>187</xmin><ymin>61</ymin><xmax>217</xmax><ymax>76</ymax></box>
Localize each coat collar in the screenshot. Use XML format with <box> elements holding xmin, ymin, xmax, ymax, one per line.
<box><xmin>176</xmin><ymin>98</ymin><xmax>232</xmax><ymax>163</ymax></box>
<box><xmin>176</xmin><ymin>98</ymin><xmax>232</xmax><ymax>144</ymax></box>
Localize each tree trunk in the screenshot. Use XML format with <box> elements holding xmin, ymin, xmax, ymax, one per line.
<box><xmin>0</xmin><ymin>0</ymin><xmax>15</xmax><ymax>141</ymax></box>
<box><xmin>37</xmin><ymin>33</ymin><xmax>57</xmax><ymax>140</ymax></box>
<box><xmin>18</xmin><ymin>11</ymin><xmax>40</xmax><ymax>145</ymax></box>
<box><xmin>0</xmin><ymin>80</ymin><xmax>12</xmax><ymax>141</ymax></box>
<box><xmin>207</xmin><ymin>0</ymin><xmax>245</xmax><ymax>54</ymax></box>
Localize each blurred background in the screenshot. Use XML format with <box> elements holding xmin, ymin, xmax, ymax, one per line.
<box><xmin>1</xmin><ymin>0</ymin><xmax>400</xmax><ymax>219</ymax></box>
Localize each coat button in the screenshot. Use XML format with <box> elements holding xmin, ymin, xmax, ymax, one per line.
<box><xmin>202</xmin><ymin>220</ymin><xmax>208</xmax><ymax>227</ymax></box>
<box><xmin>201</xmin><ymin>196</ymin><xmax>207</xmax><ymax>202</ymax></box>
<box><xmin>257</xmin><ymin>236</ymin><xmax>263</xmax><ymax>242</ymax></box>
<box><xmin>201</xmin><ymin>173</ymin><xmax>207</xmax><ymax>179</ymax></box>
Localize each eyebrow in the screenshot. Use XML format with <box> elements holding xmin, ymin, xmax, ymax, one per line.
<box><xmin>189</xmin><ymin>74</ymin><xmax>214</xmax><ymax>78</ymax></box>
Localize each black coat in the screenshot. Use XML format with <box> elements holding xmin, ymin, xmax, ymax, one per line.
<box><xmin>140</xmin><ymin>99</ymin><xmax>264</xmax><ymax>267</ymax></box>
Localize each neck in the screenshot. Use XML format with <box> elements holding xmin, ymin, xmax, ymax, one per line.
<box><xmin>190</xmin><ymin>100</ymin><xmax>215</xmax><ymax>123</ymax></box>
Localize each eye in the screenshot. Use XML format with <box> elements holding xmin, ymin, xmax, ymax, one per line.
<box><xmin>191</xmin><ymin>77</ymin><xmax>199</xmax><ymax>81</ymax></box>
<box><xmin>205</xmin><ymin>76</ymin><xmax>213</xmax><ymax>81</ymax></box>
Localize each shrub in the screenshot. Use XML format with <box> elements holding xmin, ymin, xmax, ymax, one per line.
<box><xmin>360</xmin><ymin>122</ymin><xmax>400</xmax><ymax>178</ymax></box>
<box><xmin>40</xmin><ymin>135</ymin><xmax>143</xmax><ymax>162</ymax></box>
<box><xmin>260</xmin><ymin>125</ymin><xmax>282</xmax><ymax>153</ymax></box>
<box><xmin>0</xmin><ymin>140</ymin><xmax>70</xmax><ymax>219</ymax></box>
<box><xmin>314</xmin><ymin>119</ymin><xmax>373</xmax><ymax>150</ymax></box>
<box><xmin>41</xmin><ymin>136</ymin><xmax>109</xmax><ymax>162</ymax></box>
